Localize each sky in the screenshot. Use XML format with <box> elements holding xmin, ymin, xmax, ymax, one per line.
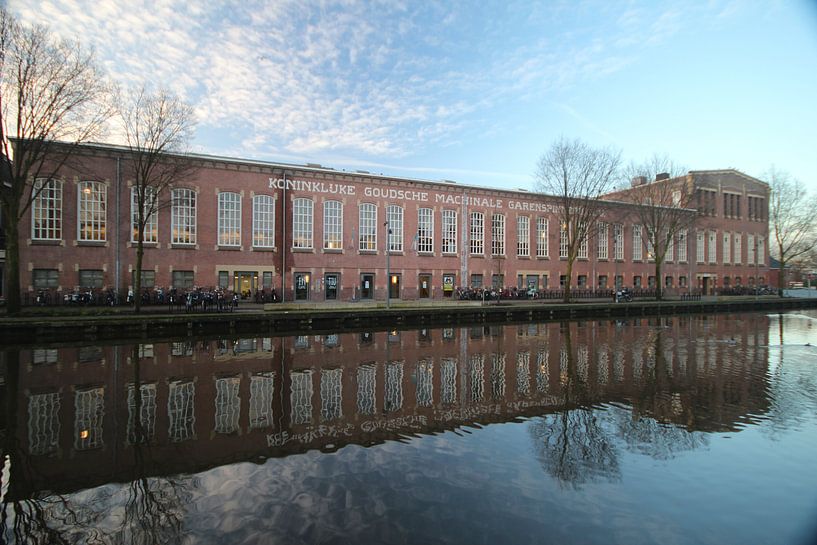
<box><xmin>9</xmin><ymin>0</ymin><xmax>817</xmax><ymax>193</ymax></box>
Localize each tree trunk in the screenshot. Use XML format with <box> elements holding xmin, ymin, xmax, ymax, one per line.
<box><xmin>654</xmin><ymin>260</ymin><xmax>663</xmax><ymax>301</ymax></box>
<box><xmin>563</xmin><ymin>257</ymin><xmax>574</xmax><ymax>303</ymax></box>
<box><xmin>134</xmin><ymin>236</ymin><xmax>144</xmax><ymax>313</ymax></box>
<box><xmin>3</xmin><ymin>209</ymin><xmax>22</xmax><ymax>316</ymax></box>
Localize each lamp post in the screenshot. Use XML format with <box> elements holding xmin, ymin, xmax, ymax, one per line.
<box><xmin>385</xmin><ymin>220</ymin><xmax>391</xmax><ymax>309</ymax></box>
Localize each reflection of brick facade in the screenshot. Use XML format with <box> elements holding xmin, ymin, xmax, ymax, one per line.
<box><xmin>7</xmin><ymin>315</ymin><xmax>770</xmax><ymax>496</ymax></box>
<box><xmin>15</xmin><ymin>143</ymin><xmax>769</xmax><ymax>300</ymax></box>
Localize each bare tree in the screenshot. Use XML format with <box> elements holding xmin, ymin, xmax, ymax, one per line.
<box><xmin>119</xmin><ymin>86</ymin><xmax>196</xmax><ymax>313</ymax></box>
<box><xmin>535</xmin><ymin>137</ymin><xmax>620</xmax><ymax>302</ymax></box>
<box><xmin>614</xmin><ymin>155</ymin><xmax>697</xmax><ymax>300</ymax></box>
<box><xmin>0</xmin><ymin>9</ymin><xmax>110</xmax><ymax>315</ymax></box>
<box><xmin>767</xmin><ymin>167</ymin><xmax>817</xmax><ymax>295</ymax></box>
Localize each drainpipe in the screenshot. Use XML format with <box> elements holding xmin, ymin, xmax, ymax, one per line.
<box><xmin>281</xmin><ymin>172</ymin><xmax>286</xmax><ymax>302</ymax></box>
<box><xmin>115</xmin><ymin>156</ymin><xmax>121</xmax><ymax>298</ymax></box>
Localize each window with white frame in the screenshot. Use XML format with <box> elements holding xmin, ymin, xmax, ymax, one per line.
<box><xmin>646</xmin><ymin>228</ymin><xmax>655</xmax><ymax>261</ymax></box>
<box><xmin>491</xmin><ymin>213</ymin><xmax>505</xmax><ymax>256</ymax></box>
<box><xmin>218</xmin><ymin>192</ymin><xmax>241</xmax><ymax>246</ymax></box>
<box><xmin>214</xmin><ymin>376</ymin><xmax>241</xmax><ymax>434</ymax></box>
<box><xmin>74</xmin><ymin>387</ymin><xmax>105</xmax><ymax>450</ymax></box>
<box><xmin>632</xmin><ymin>225</ymin><xmax>643</xmax><ymax>261</ymax></box>
<box><xmin>416</xmin><ymin>359</ymin><xmax>433</xmax><ymax>407</ymax></box>
<box><xmin>723</xmin><ymin>232</ymin><xmax>731</xmax><ymax>264</ymax></box>
<box><xmin>385</xmin><ymin>361</ymin><xmax>404</xmax><ymax>412</ymax></box>
<box><xmin>578</xmin><ymin>228</ymin><xmax>588</xmax><ymax>259</ymax></box>
<box><xmin>28</xmin><ymin>392</ymin><xmax>61</xmax><ymax>456</ymax></box>
<box><xmin>168</xmin><ymin>380</ymin><xmax>195</xmax><ymax>442</ymax></box>
<box><xmin>597</xmin><ymin>222</ymin><xmax>608</xmax><ymax>260</ymax></box>
<box><xmin>536</xmin><ymin>217</ymin><xmax>549</xmax><ymax>257</ymax></box>
<box><xmin>323</xmin><ymin>200</ymin><xmax>342</xmax><ymax>250</ymax></box>
<box><xmin>32</xmin><ymin>178</ymin><xmax>62</xmax><ymax>240</ymax></box>
<box><xmin>131</xmin><ymin>187</ymin><xmax>158</xmax><ymax>243</ymax></box>
<box><xmin>559</xmin><ymin>223</ymin><xmax>568</xmax><ymax>258</ymax></box>
<box><xmin>359</xmin><ymin>203</ymin><xmax>377</xmax><ymax>251</ymax></box>
<box><xmin>708</xmin><ymin>230</ymin><xmax>717</xmax><ymax>264</ymax></box>
<box><xmin>517</xmin><ymin>216</ymin><xmax>530</xmax><ymax>257</ymax></box>
<box><xmin>388</xmin><ymin>204</ymin><xmax>404</xmax><ymax>252</ymax></box>
<box><xmin>356</xmin><ymin>363</ymin><xmax>377</xmax><ymax>415</ymax></box>
<box><xmin>734</xmin><ymin>232</ymin><xmax>741</xmax><ymax>264</ymax></box>
<box><xmin>171</xmin><ymin>188</ymin><xmax>197</xmax><ymax>244</ymax></box>
<box><xmin>442</xmin><ymin>209</ymin><xmax>457</xmax><ymax>254</ymax></box>
<box><xmin>127</xmin><ymin>383</ymin><xmax>156</xmax><ymax>444</ymax></box>
<box><xmin>417</xmin><ymin>207</ymin><xmax>433</xmax><ymax>253</ymax></box>
<box><xmin>253</xmin><ymin>194</ymin><xmax>275</xmax><ymax>248</ymax></box>
<box><xmin>678</xmin><ymin>229</ymin><xmax>687</xmax><ymax>262</ymax></box>
<box><xmin>666</xmin><ymin>232</ymin><xmax>674</xmax><ymax>262</ymax></box>
<box><xmin>249</xmin><ymin>372</ymin><xmax>275</xmax><ymax>429</ymax></box>
<box><xmin>441</xmin><ymin>357</ymin><xmax>457</xmax><ymax>405</ymax></box>
<box><xmin>470</xmin><ymin>211</ymin><xmax>484</xmax><ymax>255</ymax></box>
<box><xmin>747</xmin><ymin>234</ymin><xmax>755</xmax><ymax>264</ymax></box>
<box><xmin>320</xmin><ymin>368</ymin><xmax>343</xmax><ymax>421</ymax></box>
<box><xmin>613</xmin><ymin>224</ymin><xmax>624</xmax><ymax>260</ymax></box>
<box><xmin>78</xmin><ymin>181</ymin><xmax>106</xmax><ymax>241</ymax></box>
<box><xmin>757</xmin><ymin>236</ymin><xmax>764</xmax><ymax>265</ymax></box>
<box><xmin>293</xmin><ymin>198</ymin><xmax>313</xmax><ymax>249</ymax></box>
<box><xmin>697</xmin><ymin>231</ymin><xmax>705</xmax><ymax>263</ymax></box>
<box><xmin>290</xmin><ymin>370</ymin><xmax>313</xmax><ymax>425</ymax></box>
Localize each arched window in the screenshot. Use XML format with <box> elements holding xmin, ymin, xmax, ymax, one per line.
<box><xmin>78</xmin><ymin>181</ymin><xmax>106</xmax><ymax>241</ymax></box>
<box><xmin>253</xmin><ymin>194</ymin><xmax>275</xmax><ymax>248</ymax></box>
<box><xmin>218</xmin><ymin>192</ymin><xmax>241</xmax><ymax>246</ymax></box>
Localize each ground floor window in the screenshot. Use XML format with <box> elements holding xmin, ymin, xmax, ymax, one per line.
<box><xmin>679</xmin><ymin>276</ymin><xmax>687</xmax><ymax>287</ymax></box>
<box><xmin>172</xmin><ymin>270</ymin><xmax>195</xmax><ymax>289</ymax></box>
<box><xmin>542</xmin><ymin>274</ymin><xmax>548</xmax><ymax>289</ymax></box>
<box><xmin>325</xmin><ymin>273</ymin><xmax>339</xmax><ymax>300</ymax></box>
<box><xmin>218</xmin><ymin>271</ymin><xmax>229</xmax><ymax>289</ymax></box>
<box><xmin>559</xmin><ymin>275</ymin><xmax>567</xmax><ymax>287</ymax></box>
<box><xmin>615</xmin><ymin>275</ymin><xmax>623</xmax><ymax>288</ymax></box>
<box><xmin>648</xmin><ymin>276</ymin><xmax>656</xmax><ymax>288</ymax></box>
<box><xmin>526</xmin><ymin>275</ymin><xmax>539</xmax><ymax>291</ymax></box>
<box><xmin>470</xmin><ymin>274</ymin><xmax>483</xmax><ymax>288</ymax></box>
<box><xmin>132</xmin><ymin>270</ymin><xmax>155</xmax><ymax>288</ymax></box>
<box><xmin>79</xmin><ymin>269</ymin><xmax>104</xmax><ymax>289</ymax></box>
<box><xmin>598</xmin><ymin>275</ymin><xmax>608</xmax><ymax>289</ymax></box>
<box><xmin>491</xmin><ymin>274</ymin><xmax>504</xmax><ymax>289</ymax></box>
<box><xmin>294</xmin><ymin>272</ymin><xmax>310</xmax><ymax>300</ymax></box>
<box><xmin>577</xmin><ymin>275</ymin><xmax>587</xmax><ymax>287</ymax></box>
<box><xmin>633</xmin><ymin>276</ymin><xmax>642</xmax><ymax>288</ymax></box>
<box><xmin>735</xmin><ymin>276</ymin><xmax>741</xmax><ymax>286</ymax></box>
<box><xmin>33</xmin><ymin>269</ymin><xmax>59</xmax><ymax>290</ymax></box>
<box><xmin>723</xmin><ymin>276</ymin><xmax>731</xmax><ymax>287</ymax></box>
<box><xmin>360</xmin><ymin>273</ymin><xmax>374</xmax><ymax>299</ymax></box>
<box><xmin>665</xmin><ymin>276</ymin><xmax>673</xmax><ymax>287</ymax></box>
<box><xmin>262</xmin><ymin>271</ymin><xmax>273</xmax><ymax>289</ymax></box>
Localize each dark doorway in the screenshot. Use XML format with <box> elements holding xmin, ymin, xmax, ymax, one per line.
<box><xmin>419</xmin><ymin>274</ymin><xmax>431</xmax><ymax>298</ymax></box>
<box><xmin>361</xmin><ymin>273</ymin><xmax>374</xmax><ymax>300</ymax></box>
<box><xmin>325</xmin><ymin>273</ymin><xmax>339</xmax><ymax>300</ymax></box>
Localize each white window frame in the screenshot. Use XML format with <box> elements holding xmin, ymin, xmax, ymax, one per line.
<box><xmin>293</xmin><ymin>198</ymin><xmax>313</xmax><ymax>249</ymax></box>
<box><xmin>536</xmin><ymin>217</ymin><xmax>549</xmax><ymax>258</ymax></box>
<box><xmin>734</xmin><ymin>232</ymin><xmax>741</xmax><ymax>264</ymax></box>
<box><xmin>491</xmin><ymin>213</ymin><xmax>505</xmax><ymax>256</ymax></box>
<box><xmin>632</xmin><ymin>225</ymin><xmax>643</xmax><ymax>261</ymax></box>
<box><xmin>723</xmin><ymin>232</ymin><xmax>731</xmax><ymax>264</ymax></box>
<box><xmin>442</xmin><ymin>209</ymin><xmax>457</xmax><ymax>254</ymax></box>
<box><xmin>708</xmin><ymin>230</ymin><xmax>717</xmax><ymax>264</ymax></box>
<box><xmin>517</xmin><ymin>216</ymin><xmax>530</xmax><ymax>257</ymax></box>
<box><xmin>470</xmin><ymin>211</ymin><xmax>484</xmax><ymax>255</ymax></box>
<box><xmin>217</xmin><ymin>191</ymin><xmax>241</xmax><ymax>247</ymax></box>
<box><xmin>253</xmin><ymin>194</ymin><xmax>275</xmax><ymax>248</ymax></box>
<box><xmin>697</xmin><ymin>230</ymin><xmax>705</xmax><ymax>263</ymax></box>
<box><xmin>678</xmin><ymin>229</ymin><xmax>687</xmax><ymax>263</ymax></box>
<box><xmin>323</xmin><ymin>200</ymin><xmax>342</xmax><ymax>250</ymax></box>
<box><xmin>747</xmin><ymin>234</ymin><xmax>755</xmax><ymax>265</ymax></box>
<box><xmin>388</xmin><ymin>205</ymin><xmax>404</xmax><ymax>252</ymax></box>
<box><xmin>32</xmin><ymin>178</ymin><xmax>63</xmax><ymax>241</ymax></box>
<box><xmin>359</xmin><ymin>203</ymin><xmax>377</xmax><ymax>252</ymax></box>
<box><xmin>757</xmin><ymin>236</ymin><xmax>764</xmax><ymax>265</ymax></box>
<box><xmin>131</xmin><ymin>186</ymin><xmax>158</xmax><ymax>243</ymax></box>
<box><xmin>597</xmin><ymin>222</ymin><xmax>608</xmax><ymax>260</ymax></box>
<box><xmin>171</xmin><ymin>188</ymin><xmax>197</xmax><ymax>245</ymax></box>
<box><xmin>417</xmin><ymin>207</ymin><xmax>433</xmax><ymax>253</ymax></box>
<box><xmin>559</xmin><ymin>223</ymin><xmax>568</xmax><ymax>259</ymax></box>
<box><xmin>78</xmin><ymin>181</ymin><xmax>107</xmax><ymax>242</ymax></box>
<box><xmin>613</xmin><ymin>224</ymin><xmax>624</xmax><ymax>261</ymax></box>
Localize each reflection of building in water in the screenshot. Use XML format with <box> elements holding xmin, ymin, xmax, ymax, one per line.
<box><xmin>6</xmin><ymin>314</ymin><xmax>771</xmax><ymax>496</ymax></box>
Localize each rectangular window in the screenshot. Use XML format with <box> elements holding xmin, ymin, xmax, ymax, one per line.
<box><xmin>470</xmin><ymin>212</ymin><xmax>484</xmax><ymax>255</ymax></box>
<box><xmin>417</xmin><ymin>207</ymin><xmax>433</xmax><ymax>253</ymax></box>
<box><xmin>171</xmin><ymin>188</ymin><xmax>197</xmax><ymax>244</ymax></box>
<box><xmin>253</xmin><ymin>194</ymin><xmax>275</xmax><ymax>248</ymax></box>
<box><xmin>33</xmin><ymin>269</ymin><xmax>59</xmax><ymax>289</ymax></box>
<box><xmin>517</xmin><ymin>216</ymin><xmax>530</xmax><ymax>257</ymax></box>
<box><xmin>78</xmin><ymin>181</ymin><xmax>106</xmax><ymax>241</ymax></box>
<box><xmin>613</xmin><ymin>224</ymin><xmax>624</xmax><ymax>260</ymax></box>
<box><xmin>359</xmin><ymin>203</ymin><xmax>377</xmax><ymax>251</ymax></box>
<box><xmin>723</xmin><ymin>232</ymin><xmax>731</xmax><ymax>264</ymax></box>
<box><xmin>172</xmin><ymin>270</ymin><xmax>195</xmax><ymax>289</ymax></box>
<box><xmin>218</xmin><ymin>192</ymin><xmax>241</xmax><ymax>246</ymax></box>
<box><xmin>578</xmin><ymin>224</ymin><xmax>588</xmax><ymax>259</ymax></box>
<box><xmin>708</xmin><ymin>230</ymin><xmax>717</xmax><ymax>264</ymax></box>
<box><xmin>666</xmin><ymin>232</ymin><xmax>674</xmax><ymax>262</ymax></box>
<box><xmin>389</xmin><ymin>205</ymin><xmax>404</xmax><ymax>252</ymax></box>
<box><xmin>470</xmin><ymin>274</ymin><xmax>483</xmax><ymax>288</ymax></box>
<box><xmin>293</xmin><ymin>198</ymin><xmax>313</xmax><ymax>249</ymax></box>
<box><xmin>757</xmin><ymin>236</ymin><xmax>765</xmax><ymax>265</ymax></box>
<box><xmin>646</xmin><ymin>228</ymin><xmax>655</xmax><ymax>261</ymax></box>
<box><xmin>262</xmin><ymin>271</ymin><xmax>273</xmax><ymax>289</ymax></box>
<box><xmin>131</xmin><ymin>187</ymin><xmax>158</xmax><ymax>243</ymax></box>
<box><xmin>491</xmin><ymin>214</ymin><xmax>505</xmax><ymax>256</ymax></box>
<box><xmin>678</xmin><ymin>229</ymin><xmax>687</xmax><ymax>263</ymax></box>
<box><xmin>747</xmin><ymin>234</ymin><xmax>755</xmax><ymax>265</ymax></box>
<box><xmin>79</xmin><ymin>269</ymin><xmax>103</xmax><ymax>289</ymax></box>
<box><xmin>323</xmin><ymin>200</ymin><xmax>342</xmax><ymax>250</ymax></box>
<box><xmin>442</xmin><ymin>209</ymin><xmax>457</xmax><ymax>254</ymax></box>
<box><xmin>132</xmin><ymin>270</ymin><xmax>155</xmax><ymax>288</ymax></box>
<box><xmin>536</xmin><ymin>217</ymin><xmax>549</xmax><ymax>258</ymax></box>
<box><xmin>632</xmin><ymin>225</ymin><xmax>643</xmax><ymax>261</ymax></box>
<box><xmin>696</xmin><ymin>231</ymin><xmax>705</xmax><ymax>263</ymax></box>
<box><xmin>32</xmin><ymin>178</ymin><xmax>62</xmax><ymax>240</ymax></box>
<box><xmin>734</xmin><ymin>233</ymin><xmax>742</xmax><ymax>264</ymax></box>
<box><xmin>597</xmin><ymin>222</ymin><xmax>608</xmax><ymax>260</ymax></box>
<box><xmin>218</xmin><ymin>271</ymin><xmax>229</xmax><ymax>289</ymax></box>
<box><xmin>559</xmin><ymin>223</ymin><xmax>568</xmax><ymax>258</ymax></box>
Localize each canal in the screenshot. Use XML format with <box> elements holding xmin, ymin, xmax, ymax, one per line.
<box><xmin>1</xmin><ymin>310</ymin><xmax>815</xmax><ymax>544</ymax></box>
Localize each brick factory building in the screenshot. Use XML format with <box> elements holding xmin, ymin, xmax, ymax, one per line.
<box><xmin>4</xmin><ymin>142</ymin><xmax>770</xmax><ymax>302</ymax></box>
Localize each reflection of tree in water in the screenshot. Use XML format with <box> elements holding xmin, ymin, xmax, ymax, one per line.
<box><xmin>0</xmin><ymin>347</ymin><xmax>193</xmax><ymax>544</ymax></box>
<box><xmin>612</xmin><ymin>410</ymin><xmax>708</xmax><ymax>460</ymax></box>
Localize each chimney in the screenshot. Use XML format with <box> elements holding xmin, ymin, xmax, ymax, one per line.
<box><xmin>631</xmin><ymin>176</ymin><xmax>647</xmax><ymax>187</ymax></box>
<box><xmin>655</xmin><ymin>172</ymin><xmax>670</xmax><ymax>181</ymax></box>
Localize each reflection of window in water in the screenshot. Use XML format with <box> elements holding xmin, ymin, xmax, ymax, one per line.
<box><xmin>678</xmin><ymin>348</ymin><xmax>687</xmax><ymax>375</ymax></box>
<box><xmin>536</xmin><ymin>350</ymin><xmax>549</xmax><ymax>393</ymax></box>
<box><xmin>171</xmin><ymin>342</ymin><xmax>193</xmax><ymax>357</ymax></box>
<box><xmin>28</xmin><ymin>392</ymin><xmax>61</xmax><ymax>456</ymax></box>
<box><xmin>324</xmin><ymin>334</ymin><xmax>339</xmax><ymax>348</ymax></box>
<box><xmin>78</xmin><ymin>346</ymin><xmax>103</xmax><ymax>364</ymax></box>
<box><xmin>32</xmin><ymin>348</ymin><xmax>58</xmax><ymax>365</ymax></box>
<box><xmin>441</xmin><ymin>358</ymin><xmax>457</xmax><ymax>405</ymax></box>
<box><xmin>597</xmin><ymin>346</ymin><xmax>609</xmax><ymax>385</ymax></box>
<box><xmin>294</xmin><ymin>336</ymin><xmax>310</xmax><ymax>349</ymax></box>
<box><xmin>385</xmin><ymin>361</ymin><xmax>404</xmax><ymax>412</ymax></box>
<box><xmin>250</xmin><ymin>372</ymin><xmax>275</xmax><ymax>429</ymax></box>
<box><xmin>491</xmin><ymin>353</ymin><xmax>506</xmax><ymax>400</ymax></box>
<box><xmin>664</xmin><ymin>347</ymin><xmax>674</xmax><ymax>377</ymax></box>
<box><xmin>360</xmin><ymin>332</ymin><xmax>373</xmax><ymax>345</ymax></box>
<box><xmin>469</xmin><ymin>327</ymin><xmax>483</xmax><ymax>340</ymax></box>
<box><xmin>357</xmin><ymin>363</ymin><xmax>377</xmax><ymax>415</ymax></box>
<box><xmin>215</xmin><ymin>376</ymin><xmax>241</xmax><ymax>434</ymax></box>
<box><xmin>388</xmin><ymin>330</ymin><xmax>401</xmax><ymax>343</ymax></box>
<box><xmin>168</xmin><ymin>380</ymin><xmax>196</xmax><ymax>442</ymax></box>
<box><xmin>74</xmin><ymin>387</ymin><xmax>104</xmax><ymax>450</ymax></box>
<box><xmin>517</xmin><ymin>352</ymin><xmax>531</xmax><ymax>396</ymax></box>
<box><xmin>559</xmin><ymin>349</ymin><xmax>569</xmax><ymax>386</ymax></box>
<box><xmin>217</xmin><ymin>339</ymin><xmax>230</xmax><ymax>355</ymax></box>
<box><xmin>418</xmin><ymin>329</ymin><xmax>431</xmax><ymax>343</ymax></box>
<box><xmin>632</xmin><ymin>345</ymin><xmax>643</xmax><ymax>381</ymax></box>
<box><xmin>442</xmin><ymin>328</ymin><xmax>455</xmax><ymax>341</ymax></box>
<box><xmin>138</xmin><ymin>344</ymin><xmax>154</xmax><ymax>358</ymax></box>
<box><xmin>262</xmin><ymin>338</ymin><xmax>273</xmax><ymax>352</ymax></box>
<box><xmin>416</xmin><ymin>359</ymin><xmax>433</xmax><ymax>407</ymax></box>
<box><xmin>469</xmin><ymin>354</ymin><xmax>485</xmax><ymax>402</ymax></box>
<box><xmin>528</xmin><ymin>323</ymin><xmax>538</xmax><ymax>337</ymax></box>
<box><xmin>127</xmin><ymin>383</ymin><xmax>157</xmax><ymax>444</ymax></box>
<box><xmin>577</xmin><ymin>346</ymin><xmax>589</xmax><ymax>382</ymax></box>
<box><xmin>290</xmin><ymin>370</ymin><xmax>313</xmax><ymax>425</ymax></box>
<box><xmin>235</xmin><ymin>338</ymin><xmax>257</xmax><ymax>354</ymax></box>
<box><xmin>321</xmin><ymin>368</ymin><xmax>343</xmax><ymax>421</ymax></box>
<box><xmin>613</xmin><ymin>350</ymin><xmax>624</xmax><ymax>383</ymax></box>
